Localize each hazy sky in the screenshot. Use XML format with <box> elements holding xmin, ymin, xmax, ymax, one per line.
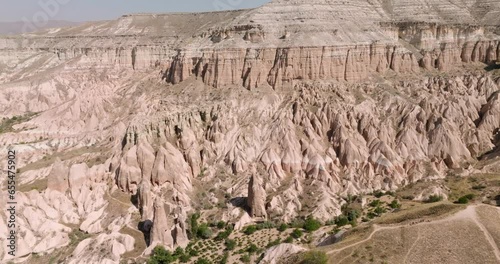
<box><xmin>0</xmin><ymin>0</ymin><xmax>271</xmax><ymax>22</ymax></box>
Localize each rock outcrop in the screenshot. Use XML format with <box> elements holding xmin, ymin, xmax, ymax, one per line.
<box><xmin>247</xmin><ymin>174</ymin><xmax>267</xmax><ymax>219</ymax></box>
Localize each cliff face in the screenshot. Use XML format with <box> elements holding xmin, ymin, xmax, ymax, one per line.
<box><xmin>2</xmin><ymin>1</ymin><xmax>499</xmax><ymax>89</ymax></box>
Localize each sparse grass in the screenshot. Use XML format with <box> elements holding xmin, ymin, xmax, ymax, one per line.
<box><xmin>0</xmin><ymin>112</ymin><xmax>39</xmax><ymax>134</ymax></box>
<box><xmin>18</xmin><ymin>146</ymin><xmax>108</xmax><ymax>174</ymax></box>
<box><xmin>375</xmin><ymin>202</ymin><xmax>464</xmax><ymax>225</ymax></box>
<box><xmin>18</xmin><ymin>178</ymin><xmax>48</xmax><ymax>192</ymax></box>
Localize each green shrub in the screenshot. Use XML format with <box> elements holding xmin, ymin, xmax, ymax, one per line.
<box><xmin>456</xmin><ymin>194</ymin><xmax>474</xmax><ymax>205</ymax></box>
<box><xmin>303</xmin><ymin>217</ymin><xmax>322</xmax><ymax>232</ymax></box>
<box><xmin>179</xmin><ymin>254</ymin><xmax>191</xmax><ymax>263</ymax></box>
<box><xmin>456</xmin><ymin>197</ymin><xmax>469</xmax><ymax>204</ymax></box>
<box><xmin>219</xmin><ymin>253</ymin><xmax>229</xmax><ymax>264</ymax></box>
<box><xmin>277</xmin><ymin>223</ymin><xmax>288</xmax><ymax>232</ymax></box>
<box><xmin>345</xmin><ymin>209</ymin><xmax>360</xmax><ymax>222</ymax></box>
<box><xmin>246</xmin><ymin>243</ymin><xmax>259</xmax><ymax>254</ymax></box>
<box><xmin>197</xmin><ymin>224</ymin><xmax>213</xmax><ymax>239</ymax></box>
<box><xmin>334</xmin><ymin>215</ymin><xmax>349</xmax><ymax>227</ymax></box>
<box><xmin>256</xmin><ymin>221</ymin><xmax>275</xmax><ymax>230</ymax></box>
<box><xmin>190</xmin><ymin>213</ymin><xmax>201</xmax><ymax>239</ymax></box>
<box><xmin>284</xmin><ymin>236</ymin><xmax>293</xmax><ymax>243</ymax></box>
<box><xmin>243</xmin><ymin>225</ymin><xmax>257</xmax><ymax>235</ymax></box>
<box><xmin>300</xmin><ymin>251</ymin><xmax>328</xmax><ymax>264</ymax></box>
<box><xmin>189</xmin><ymin>249</ymin><xmax>199</xmax><ymax>257</ymax></box>
<box><xmin>240</xmin><ymin>254</ymin><xmax>251</xmax><ymax>263</ymax></box>
<box><xmin>425</xmin><ymin>195</ymin><xmax>443</xmax><ymax>203</ymax></box>
<box><xmin>148</xmin><ymin>246</ymin><xmax>175</xmax><ymax>264</ymax></box>
<box><xmin>291</xmin><ymin>228</ymin><xmax>303</xmax><ymax>239</ymax></box>
<box><xmin>369</xmin><ymin>200</ymin><xmax>382</xmax><ymax>207</ymax></box>
<box><xmin>374</xmin><ymin>206</ymin><xmax>386</xmax><ymax>215</ymax></box>
<box><xmin>215</xmin><ymin>227</ymin><xmax>233</xmax><ymax>241</ymax></box>
<box><xmin>173</xmin><ymin>247</ymin><xmax>184</xmax><ymax>257</ymax></box>
<box><xmin>216</xmin><ymin>221</ymin><xmax>226</xmax><ymax>229</ymax></box>
<box><xmin>224</xmin><ymin>239</ymin><xmax>236</xmax><ymax>251</ymax></box>
<box><xmin>266</xmin><ymin>238</ymin><xmax>281</xmax><ymax>248</ymax></box>
<box><xmin>195</xmin><ymin>258</ymin><xmax>211</xmax><ymax>264</ymax></box>
<box><xmin>389</xmin><ymin>200</ymin><xmax>401</xmax><ymax>209</ymax></box>
<box><xmin>373</xmin><ymin>190</ymin><xmax>385</xmax><ymax>198</ymax></box>
<box><xmin>464</xmin><ymin>194</ymin><xmax>475</xmax><ymax>200</ymax></box>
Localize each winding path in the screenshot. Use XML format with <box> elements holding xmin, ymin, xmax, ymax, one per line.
<box><xmin>326</xmin><ymin>205</ymin><xmax>500</xmax><ymax>263</ymax></box>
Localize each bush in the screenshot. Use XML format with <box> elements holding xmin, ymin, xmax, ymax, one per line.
<box><xmin>373</xmin><ymin>190</ymin><xmax>385</xmax><ymax>198</ymax></box>
<box><xmin>456</xmin><ymin>194</ymin><xmax>474</xmax><ymax>204</ymax></box>
<box><xmin>243</xmin><ymin>225</ymin><xmax>257</xmax><ymax>235</ymax></box>
<box><xmin>173</xmin><ymin>247</ymin><xmax>184</xmax><ymax>257</ymax></box>
<box><xmin>374</xmin><ymin>206</ymin><xmax>386</xmax><ymax>215</ymax></box>
<box><xmin>425</xmin><ymin>195</ymin><xmax>443</xmax><ymax>203</ymax></box>
<box><xmin>291</xmin><ymin>228</ymin><xmax>303</xmax><ymax>239</ymax></box>
<box><xmin>219</xmin><ymin>252</ymin><xmax>229</xmax><ymax>264</ymax></box>
<box><xmin>216</xmin><ymin>221</ymin><xmax>226</xmax><ymax>229</ymax></box>
<box><xmin>464</xmin><ymin>194</ymin><xmax>475</xmax><ymax>200</ymax></box>
<box><xmin>303</xmin><ymin>217</ymin><xmax>322</xmax><ymax>232</ymax></box>
<box><xmin>224</xmin><ymin>239</ymin><xmax>236</xmax><ymax>251</ymax></box>
<box><xmin>188</xmin><ymin>249</ymin><xmax>199</xmax><ymax>257</ymax></box>
<box><xmin>300</xmin><ymin>251</ymin><xmax>328</xmax><ymax>264</ymax></box>
<box><xmin>215</xmin><ymin>227</ymin><xmax>233</xmax><ymax>241</ymax></box>
<box><xmin>456</xmin><ymin>197</ymin><xmax>469</xmax><ymax>204</ymax></box>
<box><xmin>179</xmin><ymin>254</ymin><xmax>191</xmax><ymax>263</ymax></box>
<box><xmin>284</xmin><ymin>236</ymin><xmax>294</xmax><ymax>243</ymax></box>
<box><xmin>246</xmin><ymin>243</ymin><xmax>259</xmax><ymax>254</ymax></box>
<box><xmin>197</xmin><ymin>224</ymin><xmax>213</xmax><ymax>239</ymax></box>
<box><xmin>148</xmin><ymin>246</ymin><xmax>175</xmax><ymax>264</ymax></box>
<box><xmin>345</xmin><ymin>209</ymin><xmax>360</xmax><ymax>222</ymax></box>
<box><xmin>334</xmin><ymin>215</ymin><xmax>349</xmax><ymax>227</ymax></box>
<box><xmin>389</xmin><ymin>200</ymin><xmax>401</xmax><ymax>209</ymax></box>
<box><xmin>256</xmin><ymin>221</ymin><xmax>275</xmax><ymax>230</ymax></box>
<box><xmin>369</xmin><ymin>200</ymin><xmax>382</xmax><ymax>207</ymax></box>
<box><xmin>189</xmin><ymin>213</ymin><xmax>201</xmax><ymax>239</ymax></box>
<box><xmin>195</xmin><ymin>258</ymin><xmax>211</xmax><ymax>264</ymax></box>
<box><xmin>266</xmin><ymin>238</ymin><xmax>281</xmax><ymax>248</ymax></box>
<box><xmin>277</xmin><ymin>223</ymin><xmax>288</xmax><ymax>232</ymax></box>
<box><xmin>240</xmin><ymin>254</ymin><xmax>251</xmax><ymax>263</ymax></box>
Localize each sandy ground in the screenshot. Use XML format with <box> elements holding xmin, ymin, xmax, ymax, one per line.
<box><xmin>325</xmin><ymin>205</ymin><xmax>500</xmax><ymax>264</ymax></box>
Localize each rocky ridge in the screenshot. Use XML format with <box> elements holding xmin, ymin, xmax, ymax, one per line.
<box><xmin>0</xmin><ymin>0</ymin><xmax>499</xmax><ymax>263</ymax></box>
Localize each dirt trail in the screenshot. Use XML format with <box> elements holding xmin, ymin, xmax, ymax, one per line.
<box><xmin>469</xmin><ymin>206</ymin><xmax>500</xmax><ymax>261</ymax></box>
<box><xmin>326</xmin><ymin>205</ymin><xmax>500</xmax><ymax>262</ymax></box>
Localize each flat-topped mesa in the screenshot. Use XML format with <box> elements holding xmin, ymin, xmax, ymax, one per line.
<box><xmin>161</xmin><ymin>0</ymin><xmax>500</xmax><ymax>88</ymax></box>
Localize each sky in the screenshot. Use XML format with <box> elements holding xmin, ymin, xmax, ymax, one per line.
<box><xmin>0</xmin><ymin>0</ymin><xmax>271</xmax><ymax>22</ymax></box>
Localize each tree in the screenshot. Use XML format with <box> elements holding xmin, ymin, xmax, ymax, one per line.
<box><xmin>240</xmin><ymin>254</ymin><xmax>251</xmax><ymax>263</ymax></box>
<box><xmin>369</xmin><ymin>200</ymin><xmax>382</xmax><ymax>207</ymax></box>
<box><xmin>389</xmin><ymin>200</ymin><xmax>401</xmax><ymax>209</ymax></box>
<box><xmin>426</xmin><ymin>195</ymin><xmax>443</xmax><ymax>203</ymax></box>
<box><xmin>300</xmin><ymin>251</ymin><xmax>328</xmax><ymax>264</ymax></box>
<box><xmin>345</xmin><ymin>209</ymin><xmax>360</xmax><ymax>222</ymax></box>
<box><xmin>303</xmin><ymin>217</ymin><xmax>322</xmax><ymax>232</ymax></box>
<box><xmin>246</xmin><ymin>243</ymin><xmax>259</xmax><ymax>254</ymax></box>
<box><xmin>197</xmin><ymin>223</ymin><xmax>213</xmax><ymax>239</ymax></box>
<box><xmin>291</xmin><ymin>228</ymin><xmax>303</xmax><ymax>239</ymax></box>
<box><xmin>195</xmin><ymin>258</ymin><xmax>211</xmax><ymax>264</ymax></box>
<box><xmin>190</xmin><ymin>213</ymin><xmax>201</xmax><ymax>239</ymax></box>
<box><xmin>219</xmin><ymin>252</ymin><xmax>229</xmax><ymax>264</ymax></box>
<box><xmin>173</xmin><ymin>247</ymin><xmax>184</xmax><ymax>257</ymax></box>
<box><xmin>243</xmin><ymin>225</ymin><xmax>257</xmax><ymax>235</ymax></box>
<box><xmin>224</xmin><ymin>239</ymin><xmax>236</xmax><ymax>251</ymax></box>
<box><xmin>335</xmin><ymin>215</ymin><xmax>349</xmax><ymax>227</ymax></box>
<box><xmin>148</xmin><ymin>246</ymin><xmax>175</xmax><ymax>264</ymax></box>
<box><xmin>277</xmin><ymin>223</ymin><xmax>288</xmax><ymax>232</ymax></box>
<box><xmin>217</xmin><ymin>221</ymin><xmax>226</xmax><ymax>229</ymax></box>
